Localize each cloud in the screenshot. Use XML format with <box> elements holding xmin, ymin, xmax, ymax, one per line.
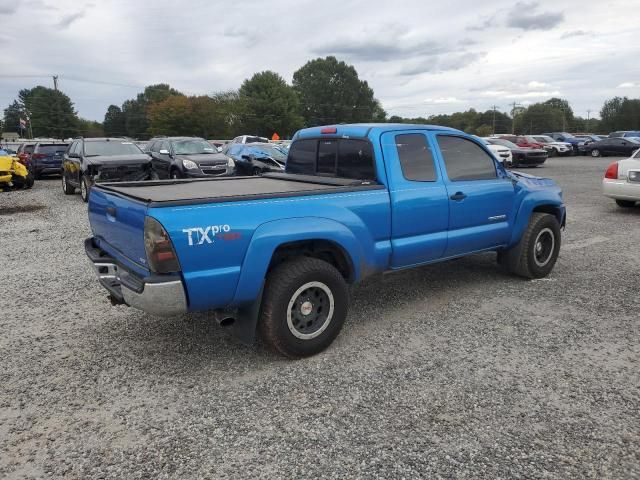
<box><xmin>312</xmin><ymin>37</ymin><xmax>448</xmax><ymax>61</ymax></box>
<box><xmin>617</xmin><ymin>82</ymin><xmax>638</xmax><ymax>88</ymax></box>
<box><xmin>481</xmin><ymin>89</ymin><xmax>562</xmax><ymax>99</ymax></box>
<box><xmin>56</xmin><ymin>11</ymin><xmax>84</xmax><ymax>28</ymax></box>
<box><xmin>466</xmin><ymin>15</ymin><xmax>498</xmax><ymax>31</ymax></box>
<box><xmin>506</xmin><ymin>2</ymin><xmax>564</xmax><ymax>30</ymax></box>
<box><xmin>0</xmin><ymin>2</ymin><xmax>18</xmax><ymax>14</ymax></box>
<box><xmin>425</xmin><ymin>97</ymin><xmax>463</xmax><ymax>104</ymax></box>
<box><xmin>527</xmin><ymin>81</ymin><xmax>550</xmax><ymax>89</ymax></box>
<box><xmin>560</xmin><ymin>30</ymin><xmax>589</xmax><ymax>39</ymax></box>
<box><xmin>399</xmin><ymin>52</ymin><xmax>485</xmax><ymax>76</ymax></box>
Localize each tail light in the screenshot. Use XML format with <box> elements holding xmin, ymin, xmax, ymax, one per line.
<box><xmin>604</xmin><ymin>162</ymin><xmax>618</xmax><ymax>179</ymax></box>
<box><xmin>321</xmin><ymin>127</ymin><xmax>337</xmax><ymax>134</ymax></box>
<box><xmin>144</xmin><ymin>217</ymin><xmax>181</xmax><ymax>273</ymax></box>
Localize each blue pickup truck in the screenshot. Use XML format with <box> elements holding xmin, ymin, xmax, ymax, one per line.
<box><xmin>85</xmin><ymin>124</ymin><xmax>566</xmax><ymax>357</ymax></box>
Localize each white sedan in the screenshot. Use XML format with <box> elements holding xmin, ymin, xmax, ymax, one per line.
<box><xmin>475</xmin><ymin>137</ymin><xmax>512</xmax><ymax>166</ymax></box>
<box><xmin>602</xmin><ymin>148</ymin><xmax>640</xmax><ymax>208</ymax></box>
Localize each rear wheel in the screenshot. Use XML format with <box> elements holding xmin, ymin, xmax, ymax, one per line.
<box><xmin>259</xmin><ymin>257</ymin><xmax>349</xmax><ymax>358</ymax></box>
<box><xmin>591</xmin><ymin>149</ymin><xmax>601</xmax><ymax>157</ymax></box>
<box><xmin>62</xmin><ymin>172</ymin><xmax>75</xmax><ymax>194</ymax></box>
<box><xmin>615</xmin><ymin>199</ymin><xmax>636</xmax><ymax>208</ymax></box>
<box><xmin>548</xmin><ymin>148</ymin><xmax>556</xmax><ymax>157</ymax></box>
<box><xmin>80</xmin><ymin>175</ymin><xmax>91</xmax><ymax>202</ymax></box>
<box><xmin>498</xmin><ymin>212</ymin><xmax>561</xmax><ymax>279</ymax></box>
<box><xmin>252</xmin><ymin>167</ymin><xmax>261</xmax><ymax>176</ymax></box>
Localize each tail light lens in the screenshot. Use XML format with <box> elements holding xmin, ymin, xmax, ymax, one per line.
<box><xmin>144</xmin><ymin>217</ymin><xmax>181</xmax><ymax>273</ymax></box>
<box><xmin>604</xmin><ymin>162</ymin><xmax>618</xmax><ymax>179</ymax></box>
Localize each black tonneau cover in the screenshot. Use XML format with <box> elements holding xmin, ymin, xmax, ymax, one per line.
<box><xmin>96</xmin><ymin>173</ymin><xmax>383</xmax><ymax>207</ymax></box>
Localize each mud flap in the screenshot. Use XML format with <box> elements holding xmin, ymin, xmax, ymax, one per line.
<box><xmin>231</xmin><ymin>284</ymin><xmax>264</xmax><ymax>345</ymax></box>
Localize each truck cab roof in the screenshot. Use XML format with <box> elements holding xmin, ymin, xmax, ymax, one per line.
<box><xmin>294</xmin><ymin>123</ymin><xmax>461</xmax><ymax>140</ymax></box>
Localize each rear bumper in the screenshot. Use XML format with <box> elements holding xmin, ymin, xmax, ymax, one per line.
<box><xmin>85</xmin><ymin>237</ymin><xmax>188</xmax><ymax>316</ymax></box>
<box><xmin>602</xmin><ymin>179</ymin><xmax>640</xmax><ymax>201</ymax></box>
<box><xmin>33</xmin><ymin>165</ymin><xmax>62</xmax><ymax>175</ymax></box>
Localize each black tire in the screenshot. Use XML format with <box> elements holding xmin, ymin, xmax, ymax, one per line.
<box><xmin>497</xmin><ymin>212</ymin><xmax>561</xmax><ymax>279</ymax></box>
<box><xmin>615</xmin><ymin>199</ymin><xmax>636</xmax><ymax>208</ymax></box>
<box><xmin>24</xmin><ymin>172</ymin><xmax>34</xmax><ymax>189</ymax></box>
<box><xmin>548</xmin><ymin>148</ymin><xmax>556</xmax><ymax>158</ymax></box>
<box><xmin>591</xmin><ymin>149</ymin><xmax>600</xmax><ymax>157</ymax></box>
<box><xmin>80</xmin><ymin>175</ymin><xmax>91</xmax><ymax>203</ymax></box>
<box><xmin>170</xmin><ymin>169</ymin><xmax>181</xmax><ymax>179</ymax></box>
<box><xmin>252</xmin><ymin>167</ymin><xmax>261</xmax><ymax>176</ymax></box>
<box><xmin>149</xmin><ymin>170</ymin><xmax>160</xmax><ymax>181</ymax></box>
<box><xmin>259</xmin><ymin>257</ymin><xmax>349</xmax><ymax>358</ymax></box>
<box><xmin>62</xmin><ymin>172</ymin><xmax>75</xmax><ymax>194</ymax></box>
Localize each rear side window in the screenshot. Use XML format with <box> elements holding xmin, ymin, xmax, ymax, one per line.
<box><xmin>287</xmin><ymin>140</ymin><xmax>317</xmax><ymax>174</ymax></box>
<box><xmin>337</xmin><ymin>140</ymin><xmax>375</xmax><ymax>180</ymax></box>
<box><xmin>395</xmin><ymin>134</ymin><xmax>436</xmax><ymax>181</ymax></box>
<box><xmin>38</xmin><ymin>144</ymin><xmax>68</xmax><ymax>154</ymax></box>
<box><xmin>437</xmin><ymin>136</ymin><xmax>497</xmax><ymax>181</ymax></box>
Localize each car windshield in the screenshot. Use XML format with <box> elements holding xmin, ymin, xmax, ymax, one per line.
<box><xmin>39</xmin><ymin>144</ymin><xmax>69</xmax><ymax>155</ymax></box>
<box><xmin>626</xmin><ymin>138</ymin><xmax>640</xmax><ymax>144</ymax></box>
<box><xmin>172</xmin><ymin>139</ymin><xmax>215</xmax><ymax>155</ymax></box>
<box><xmin>534</xmin><ymin>136</ymin><xmax>554</xmax><ymax>143</ymax></box>
<box><xmin>560</xmin><ymin>132</ymin><xmax>575</xmax><ymax>138</ymax></box>
<box><xmin>84</xmin><ymin>141</ymin><xmax>143</xmax><ymax>156</ymax></box>
<box><xmin>249</xmin><ymin>145</ymin><xmax>287</xmax><ymax>161</ymax></box>
<box><xmin>0</xmin><ymin>149</ymin><xmax>7</xmax><ymax>155</ymax></box>
<box><xmin>490</xmin><ymin>138</ymin><xmax>518</xmax><ymax>149</ymax></box>
<box><xmin>245</xmin><ymin>136</ymin><xmax>269</xmax><ymax>144</ymax></box>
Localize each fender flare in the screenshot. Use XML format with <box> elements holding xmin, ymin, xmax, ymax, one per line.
<box><xmin>231</xmin><ymin>217</ymin><xmax>364</xmax><ymax>306</ymax></box>
<box><xmin>509</xmin><ymin>193</ymin><xmax>564</xmax><ymax>247</ymax></box>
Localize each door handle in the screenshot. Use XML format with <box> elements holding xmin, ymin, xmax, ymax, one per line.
<box><xmin>450</xmin><ymin>191</ymin><xmax>467</xmax><ymax>201</ymax></box>
<box><xmin>106</xmin><ymin>206</ymin><xmax>117</xmax><ymax>218</ymax></box>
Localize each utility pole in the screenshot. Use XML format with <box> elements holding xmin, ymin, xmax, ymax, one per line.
<box><xmin>511</xmin><ymin>101</ymin><xmax>521</xmax><ymax>134</ymax></box>
<box><xmin>52</xmin><ymin>75</ymin><xmax>58</xmax><ymax>91</ymax></box>
<box><xmin>492</xmin><ymin>105</ymin><xmax>497</xmax><ymax>134</ymax></box>
<box><xmin>586</xmin><ymin>109</ymin><xmax>591</xmax><ymax>132</ymax></box>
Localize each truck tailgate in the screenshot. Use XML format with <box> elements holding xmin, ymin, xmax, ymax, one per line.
<box><xmin>88</xmin><ymin>188</ymin><xmax>149</xmax><ymax>274</ymax></box>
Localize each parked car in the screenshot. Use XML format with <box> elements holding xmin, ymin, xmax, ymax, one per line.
<box><xmin>147</xmin><ymin>136</ymin><xmax>235</xmax><ymax>179</ymax></box>
<box><xmin>495</xmin><ymin>135</ymin><xmax>545</xmax><ymax>150</ymax></box>
<box><xmin>476</xmin><ymin>136</ymin><xmax>512</xmax><ymax>165</ymax></box>
<box><xmin>0</xmin><ymin>149</ymin><xmax>34</xmax><ymax>190</ymax></box>
<box><xmin>582</xmin><ymin>137</ymin><xmax>640</xmax><ymax>157</ymax></box>
<box><xmin>542</xmin><ymin>132</ymin><xmax>584</xmax><ymax>154</ymax></box>
<box><xmin>575</xmin><ymin>134</ymin><xmax>607</xmax><ymax>154</ymax></box>
<box><xmin>62</xmin><ymin>137</ymin><xmax>153</xmax><ymax>202</ymax></box>
<box><xmin>228</xmin><ymin>135</ymin><xmax>270</xmax><ymax>146</ymax></box>
<box><xmin>609</xmin><ymin>131</ymin><xmax>640</xmax><ymax>138</ymax></box>
<box><xmin>15</xmin><ymin>142</ymin><xmax>36</xmax><ymax>169</ymax></box>
<box><xmin>529</xmin><ymin>135</ymin><xmax>573</xmax><ymax>157</ymax></box>
<box><xmin>85</xmin><ymin>123</ymin><xmax>565</xmax><ymax>357</ymax></box>
<box><xmin>485</xmin><ymin>138</ymin><xmax>548</xmax><ymax>167</ymax></box>
<box><xmin>225</xmin><ymin>142</ymin><xmax>286</xmax><ymax>175</ymax></box>
<box><xmin>30</xmin><ymin>142</ymin><xmax>69</xmax><ymax>178</ymax></box>
<box><xmin>602</xmin><ymin>148</ymin><xmax>640</xmax><ymax>208</ymax></box>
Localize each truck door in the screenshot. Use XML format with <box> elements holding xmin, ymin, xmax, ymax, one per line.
<box><xmin>381</xmin><ymin>131</ymin><xmax>449</xmax><ymax>267</ymax></box>
<box><xmin>434</xmin><ymin>134</ymin><xmax>515</xmax><ymax>257</ymax></box>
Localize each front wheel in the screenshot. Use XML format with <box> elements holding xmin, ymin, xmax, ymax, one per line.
<box><xmin>591</xmin><ymin>149</ymin><xmax>601</xmax><ymax>157</ymax></box>
<box><xmin>80</xmin><ymin>175</ymin><xmax>92</xmax><ymax>202</ymax></box>
<box><xmin>252</xmin><ymin>167</ymin><xmax>261</xmax><ymax>176</ymax></box>
<box><xmin>548</xmin><ymin>148</ymin><xmax>556</xmax><ymax>158</ymax></box>
<box><xmin>259</xmin><ymin>257</ymin><xmax>349</xmax><ymax>358</ymax></box>
<box><xmin>62</xmin><ymin>172</ymin><xmax>75</xmax><ymax>194</ymax></box>
<box><xmin>498</xmin><ymin>212</ymin><xmax>561</xmax><ymax>279</ymax></box>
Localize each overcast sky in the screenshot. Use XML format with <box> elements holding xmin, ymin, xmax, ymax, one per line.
<box><xmin>1</xmin><ymin>0</ymin><xmax>639</xmax><ymax>122</ymax></box>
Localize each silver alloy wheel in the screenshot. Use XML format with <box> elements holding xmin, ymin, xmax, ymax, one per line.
<box><xmin>81</xmin><ymin>177</ymin><xmax>87</xmax><ymax>200</ymax></box>
<box><xmin>591</xmin><ymin>149</ymin><xmax>600</xmax><ymax>157</ymax></box>
<box><xmin>286</xmin><ymin>281</ymin><xmax>335</xmax><ymax>340</ymax></box>
<box><xmin>533</xmin><ymin>227</ymin><xmax>555</xmax><ymax>267</ymax></box>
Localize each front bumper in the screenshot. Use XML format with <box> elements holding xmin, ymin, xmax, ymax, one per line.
<box><xmin>85</xmin><ymin>238</ymin><xmax>188</xmax><ymax>316</ymax></box>
<box><xmin>602</xmin><ymin>178</ymin><xmax>640</xmax><ymax>201</ymax></box>
<box><xmin>186</xmin><ymin>165</ymin><xmax>235</xmax><ymax>177</ymax></box>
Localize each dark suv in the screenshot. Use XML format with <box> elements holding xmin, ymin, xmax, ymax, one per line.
<box><xmin>62</xmin><ymin>137</ymin><xmax>152</xmax><ymax>202</ymax></box>
<box><xmin>30</xmin><ymin>142</ymin><xmax>69</xmax><ymax>178</ymax></box>
<box><xmin>146</xmin><ymin>136</ymin><xmax>235</xmax><ymax>179</ymax></box>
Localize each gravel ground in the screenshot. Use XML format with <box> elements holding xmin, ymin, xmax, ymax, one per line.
<box><xmin>1</xmin><ymin>157</ymin><xmax>639</xmax><ymax>479</ymax></box>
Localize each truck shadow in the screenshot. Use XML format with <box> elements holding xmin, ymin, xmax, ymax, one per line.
<box><xmin>85</xmin><ymin>252</ymin><xmax>517</xmax><ymax>374</ymax></box>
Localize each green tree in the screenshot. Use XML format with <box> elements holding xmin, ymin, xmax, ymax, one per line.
<box><xmin>103</xmin><ymin>105</ymin><xmax>126</xmax><ymax>136</ymax></box>
<box><xmin>3</xmin><ymin>100</ymin><xmax>25</xmax><ymax>135</ymax></box>
<box><xmin>77</xmin><ymin>118</ymin><xmax>104</xmax><ymax>137</ymax></box>
<box><xmin>147</xmin><ymin>95</ymin><xmax>196</xmax><ymax>136</ymax></box>
<box><xmin>475</xmin><ymin>124</ymin><xmax>493</xmax><ymax>137</ymax></box>
<box><xmin>18</xmin><ymin>86</ymin><xmax>78</xmax><ymax>138</ymax></box>
<box><xmin>116</xmin><ymin>84</ymin><xmax>183</xmax><ymax>138</ymax></box>
<box><xmin>600</xmin><ymin>96</ymin><xmax>640</xmax><ymax>132</ymax></box>
<box><xmin>239</xmin><ymin>71</ymin><xmax>303</xmax><ymax>138</ymax></box>
<box><xmin>293</xmin><ymin>56</ymin><xmax>381</xmax><ymax>126</ymax></box>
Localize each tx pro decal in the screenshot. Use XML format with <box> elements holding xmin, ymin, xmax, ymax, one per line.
<box><xmin>182</xmin><ymin>224</ymin><xmax>231</xmax><ymax>246</ymax></box>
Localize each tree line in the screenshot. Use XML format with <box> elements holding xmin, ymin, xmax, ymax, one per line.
<box><xmin>2</xmin><ymin>56</ymin><xmax>639</xmax><ymax>139</ymax></box>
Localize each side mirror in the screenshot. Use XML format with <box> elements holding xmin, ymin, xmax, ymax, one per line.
<box><xmin>159</xmin><ymin>149</ymin><xmax>170</xmax><ymax>155</ymax></box>
<box><xmin>68</xmin><ymin>152</ymin><xmax>79</xmax><ymax>159</ymax></box>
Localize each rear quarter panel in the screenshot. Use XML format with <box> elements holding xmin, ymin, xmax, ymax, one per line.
<box><xmin>149</xmin><ymin>187</ymin><xmax>391</xmax><ymax>311</ymax></box>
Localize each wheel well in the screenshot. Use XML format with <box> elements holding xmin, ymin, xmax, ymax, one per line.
<box><xmin>269</xmin><ymin>240</ymin><xmax>354</xmax><ymax>282</ymax></box>
<box><xmin>533</xmin><ymin>205</ymin><xmax>564</xmax><ymax>226</ymax></box>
